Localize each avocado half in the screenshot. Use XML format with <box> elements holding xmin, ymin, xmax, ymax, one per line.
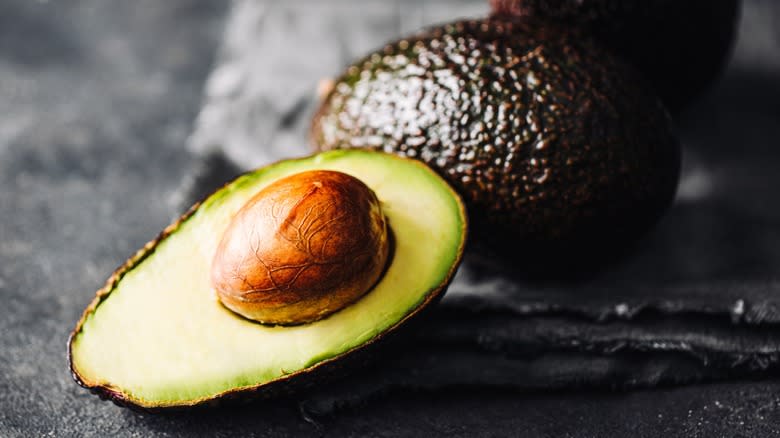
<box><xmin>68</xmin><ymin>150</ymin><xmax>467</xmax><ymax>409</ymax></box>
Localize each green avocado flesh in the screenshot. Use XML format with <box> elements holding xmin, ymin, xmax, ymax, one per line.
<box><xmin>69</xmin><ymin>150</ymin><xmax>466</xmax><ymax>408</ymax></box>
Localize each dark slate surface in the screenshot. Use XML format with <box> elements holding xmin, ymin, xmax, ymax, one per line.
<box><xmin>3</xmin><ymin>0</ymin><xmax>780</xmax><ymax>436</ymax></box>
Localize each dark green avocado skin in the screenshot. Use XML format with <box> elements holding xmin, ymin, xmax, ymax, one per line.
<box><xmin>490</xmin><ymin>0</ymin><xmax>741</xmax><ymax>111</ymax></box>
<box><xmin>311</xmin><ymin>18</ymin><xmax>680</xmax><ymax>268</ymax></box>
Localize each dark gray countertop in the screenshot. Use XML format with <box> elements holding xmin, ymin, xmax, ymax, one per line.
<box><xmin>2</xmin><ymin>0</ymin><xmax>780</xmax><ymax>436</ymax></box>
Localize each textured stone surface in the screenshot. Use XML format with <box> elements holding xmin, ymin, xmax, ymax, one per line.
<box><xmin>0</xmin><ymin>0</ymin><xmax>226</xmax><ymax>435</ymax></box>
<box><xmin>3</xmin><ymin>0</ymin><xmax>780</xmax><ymax>436</ymax></box>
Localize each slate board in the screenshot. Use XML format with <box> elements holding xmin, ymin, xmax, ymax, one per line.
<box><xmin>2</xmin><ymin>0</ymin><xmax>780</xmax><ymax>436</ymax></box>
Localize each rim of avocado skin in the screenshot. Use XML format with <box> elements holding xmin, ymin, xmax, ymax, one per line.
<box><xmin>68</xmin><ymin>150</ymin><xmax>467</xmax><ymax>411</ymax></box>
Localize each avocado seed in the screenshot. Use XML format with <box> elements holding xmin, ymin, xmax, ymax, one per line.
<box><xmin>210</xmin><ymin>170</ymin><xmax>390</xmax><ymax>325</ymax></box>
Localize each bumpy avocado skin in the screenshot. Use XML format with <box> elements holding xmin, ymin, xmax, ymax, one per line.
<box><xmin>311</xmin><ymin>18</ymin><xmax>680</xmax><ymax>265</ymax></box>
<box><xmin>490</xmin><ymin>0</ymin><xmax>741</xmax><ymax>111</ymax></box>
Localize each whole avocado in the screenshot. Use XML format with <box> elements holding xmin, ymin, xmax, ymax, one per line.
<box><xmin>490</xmin><ymin>0</ymin><xmax>741</xmax><ymax>111</ymax></box>
<box><xmin>311</xmin><ymin>18</ymin><xmax>680</xmax><ymax>265</ymax></box>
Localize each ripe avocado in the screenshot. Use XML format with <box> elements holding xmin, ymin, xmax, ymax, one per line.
<box><xmin>489</xmin><ymin>0</ymin><xmax>741</xmax><ymax>111</ymax></box>
<box><xmin>311</xmin><ymin>18</ymin><xmax>680</xmax><ymax>265</ymax></box>
<box><xmin>68</xmin><ymin>150</ymin><xmax>466</xmax><ymax>409</ymax></box>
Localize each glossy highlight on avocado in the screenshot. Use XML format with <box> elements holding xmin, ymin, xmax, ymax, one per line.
<box><xmin>68</xmin><ymin>150</ymin><xmax>466</xmax><ymax>409</ymax></box>
<box><xmin>311</xmin><ymin>17</ymin><xmax>681</xmax><ymax>260</ymax></box>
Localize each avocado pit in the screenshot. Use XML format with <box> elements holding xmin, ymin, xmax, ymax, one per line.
<box><xmin>211</xmin><ymin>170</ymin><xmax>390</xmax><ymax>325</ymax></box>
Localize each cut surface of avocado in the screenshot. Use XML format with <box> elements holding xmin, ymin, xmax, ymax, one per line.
<box><xmin>69</xmin><ymin>150</ymin><xmax>466</xmax><ymax>409</ymax></box>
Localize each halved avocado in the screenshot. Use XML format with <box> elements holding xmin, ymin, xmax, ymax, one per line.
<box><xmin>68</xmin><ymin>150</ymin><xmax>467</xmax><ymax>409</ymax></box>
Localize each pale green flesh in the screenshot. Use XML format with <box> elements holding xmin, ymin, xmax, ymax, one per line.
<box><xmin>71</xmin><ymin>150</ymin><xmax>465</xmax><ymax>407</ymax></box>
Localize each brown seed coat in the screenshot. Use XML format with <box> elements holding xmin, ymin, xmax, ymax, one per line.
<box><xmin>211</xmin><ymin>170</ymin><xmax>389</xmax><ymax>325</ymax></box>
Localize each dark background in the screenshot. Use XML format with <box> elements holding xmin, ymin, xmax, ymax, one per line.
<box><xmin>2</xmin><ymin>0</ymin><xmax>780</xmax><ymax>436</ymax></box>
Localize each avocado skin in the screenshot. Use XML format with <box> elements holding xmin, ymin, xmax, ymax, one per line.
<box><xmin>490</xmin><ymin>0</ymin><xmax>740</xmax><ymax>111</ymax></box>
<box><xmin>68</xmin><ymin>151</ymin><xmax>466</xmax><ymax>410</ymax></box>
<box><xmin>311</xmin><ymin>18</ymin><xmax>680</xmax><ymax>267</ymax></box>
